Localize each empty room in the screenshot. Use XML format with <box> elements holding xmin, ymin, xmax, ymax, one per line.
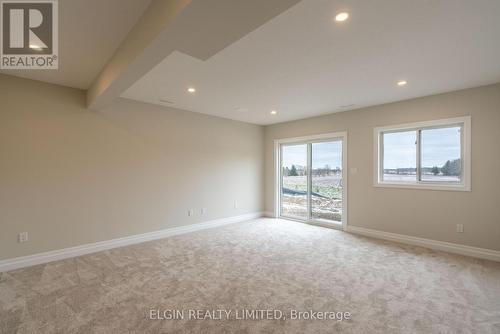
<box><xmin>1</xmin><ymin>0</ymin><xmax>500</xmax><ymax>333</ymax></box>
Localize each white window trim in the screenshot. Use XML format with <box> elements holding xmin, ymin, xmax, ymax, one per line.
<box><xmin>373</xmin><ymin>116</ymin><xmax>471</xmax><ymax>191</ymax></box>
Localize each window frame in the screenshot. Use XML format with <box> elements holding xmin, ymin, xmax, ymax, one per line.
<box><xmin>374</xmin><ymin>116</ymin><xmax>471</xmax><ymax>191</ymax></box>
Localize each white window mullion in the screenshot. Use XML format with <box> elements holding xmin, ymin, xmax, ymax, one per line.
<box><xmin>379</xmin><ymin>133</ymin><xmax>384</xmax><ymax>183</ymax></box>
<box><xmin>460</xmin><ymin>124</ymin><xmax>465</xmax><ymax>186</ymax></box>
<box><xmin>306</xmin><ymin>143</ymin><xmax>312</xmax><ymax>221</ymax></box>
<box><xmin>416</xmin><ymin>129</ymin><xmax>421</xmax><ymax>182</ymax></box>
<box><xmin>279</xmin><ymin>145</ymin><xmax>284</xmax><ymax>217</ymax></box>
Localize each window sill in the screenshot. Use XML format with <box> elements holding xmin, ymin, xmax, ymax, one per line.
<box><xmin>374</xmin><ymin>182</ymin><xmax>470</xmax><ymax>192</ymax></box>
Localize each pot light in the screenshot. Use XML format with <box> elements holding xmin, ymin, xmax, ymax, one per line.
<box><xmin>270</xmin><ymin>110</ymin><xmax>277</xmax><ymax>115</ymax></box>
<box><xmin>187</xmin><ymin>87</ymin><xmax>196</xmax><ymax>93</ymax></box>
<box><xmin>30</xmin><ymin>44</ymin><xmax>42</xmax><ymax>50</ymax></box>
<box><xmin>335</xmin><ymin>12</ymin><xmax>349</xmax><ymax>22</ymax></box>
<box><xmin>397</xmin><ymin>80</ymin><xmax>408</xmax><ymax>86</ymax></box>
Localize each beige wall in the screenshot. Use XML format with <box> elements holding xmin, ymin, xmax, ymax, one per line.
<box><xmin>2</xmin><ymin>73</ymin><xmax>499</xmax><ymax>260</ymax></box>
<box><xmin>0</xmin><ymin>74</ymin><xmax>264</xmax><ymax>260</ymax></box>
<box><xmin>265</xmin><ymin>84</ymin><xmax>500</xmax><ymax>251</ymax></box>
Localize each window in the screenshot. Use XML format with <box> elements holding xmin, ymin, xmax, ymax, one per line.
<box><xmin>374</xmin><ymin>117</ymin><xmax>471</xmax><ymax>191</ymax></box>
<box><xmin>382</xmin><ymin>130</ymin><xmax>417</xmax><ymax>183</ymax></box>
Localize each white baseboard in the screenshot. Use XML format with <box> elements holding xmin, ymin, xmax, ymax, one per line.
<box><xmin>0</xmin><ymin>212</ymin><xmax>264</xmax><ymax>272</ymax></box>
<box><xmin>346</xmin><ymin>225</ymin><xmax>500</xmax><ymax>262</ymax></box>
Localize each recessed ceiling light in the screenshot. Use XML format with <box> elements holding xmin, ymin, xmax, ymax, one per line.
<box><xmin>335</xmin><ymin>12</ymin><xmax>349</xmax><ymax>22</ymax></box>
<box><xmin>29</xmin><ymin>44</ymin><xmax>42</xmax><ymax>50</ymax></box>
<box><xmin>270</xmin><ymin>110</ymin><xmax>277</xmax><ymax>115</ymax></box>
<box><xmin>397</xmin><ymin>80</ymin><xmax>408</xmax><ymax>86</ymax></box>
<box><xmin>187</xmin><ymin>87</ymin><xmax>196</xmax><ymax>93</ymax></box>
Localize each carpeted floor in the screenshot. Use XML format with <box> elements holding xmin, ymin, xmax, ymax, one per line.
<box><xmin>1</xmin><ymin>218</ymin><xmax>500</xmax><ymax>333</ymax></box>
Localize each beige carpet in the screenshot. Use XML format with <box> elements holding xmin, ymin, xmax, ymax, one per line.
<box><xmin>1</xmin><ymin>218</ymin><xmax>500</xmax><ymax>334</ymax></box>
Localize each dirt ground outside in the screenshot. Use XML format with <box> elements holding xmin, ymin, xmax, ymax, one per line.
<box><xmin>282</xmin><ymin>175</ymin><xmax>342</xmax><ymax>222</ymax></box>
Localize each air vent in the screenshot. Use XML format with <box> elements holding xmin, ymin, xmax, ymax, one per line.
<box><xmin>338</xmin><ymin>104</ymin><xmax>356</xmax><ymax>109</ymax></box>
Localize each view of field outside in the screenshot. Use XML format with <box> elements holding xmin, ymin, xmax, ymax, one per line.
<box><xmin>382</xmin><ymin>126</ymin><xmax>461</xmax><ymax>182</ymax></box>
<box><xmin>312</xmin><ymin>141</ymin><xmax>342</xmax><ymax>221</ymax></box>
<box><xmin>281</xmin><ymin>144</ymin><xmax>307</xmax><ymax>219</ymax></box>
<box><xmin>421</xmin><ymin>127</ymin><xmax>461</xmax><ymax>182</ymax></box>
<box><xmin>280</xmin><ymin>127</ymin><xmax>460</xmax><ymax>222</ymax></box>
<box><xmin>281</xmin><ymin>141</ymin><xmax>343</xmax><ymax>222</ymax></box>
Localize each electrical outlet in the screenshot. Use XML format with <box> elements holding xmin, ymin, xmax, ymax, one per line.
<box><xmin>456</xmin><ymin>224</ymin><xmax>464</xmax><ymax>233</ymax></box>
<box><xmin>18</xmin><ymin>232</ymin><xmax>28</xmax><ymax>243</ymax></box>
<box><xmin>188</xmin><ymin>209</ymin><xmax>194</xmax><ymax>217</ymax></box>
<box><xmin>233</xmin><ymin>200</ymin><xmax>238</xmax><ymax>209</ymax></box>
<box><xmin>201</xmin><ymin>208</ymin><xmax>207</xmax><ymax>215</ymax></box>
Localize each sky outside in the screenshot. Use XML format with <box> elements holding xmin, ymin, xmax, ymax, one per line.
<box><xmin>281</xmin><ymin>127</ymin><xmax>460</xmax><ymax>171</ymax></box>
<box><xmin>384</xmin><ymin>127</ymin><xmax>461</xmax><ymax>169</ymax></box>
<box><xmin>282</xmin><ymin>141</ymin><xmax>342</xmax><ymax>170</ymax></box>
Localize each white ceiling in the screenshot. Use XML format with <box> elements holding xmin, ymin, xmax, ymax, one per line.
<box><xmin>0</xmin><ymin>0</ymin><xmax>151</xmax><ymax>89</ymax></box>
<box><xmin>122</xmin><ymin>0</ymin><xmax>500</xmax><ymax>125</ymax></box>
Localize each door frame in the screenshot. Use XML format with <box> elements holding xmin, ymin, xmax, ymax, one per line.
<box><xmin>273</xmin><ymin>131</ymin><xmax>348</xmax><ymax>231</ymax></box>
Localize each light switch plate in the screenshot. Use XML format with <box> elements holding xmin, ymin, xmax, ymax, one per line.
<box><xmin>18</xmin><ymin>232</ymin><xmax>28</xmax><ymax>243</ymax></box>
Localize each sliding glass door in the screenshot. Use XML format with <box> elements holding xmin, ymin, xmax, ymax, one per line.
<box><xmin>281</xmin><ymin>144</ymin><xmax>308</xmax><ymax>219</ymax></box>
<box><xmin>311</xmin><ymin>140</ymin><xmax>343</xmax><ymax>223</ymax></box>
<box><xmin>280</xmin><ymin>137</ymin><xmax>344</xmax><ymax>227</ymax></box>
